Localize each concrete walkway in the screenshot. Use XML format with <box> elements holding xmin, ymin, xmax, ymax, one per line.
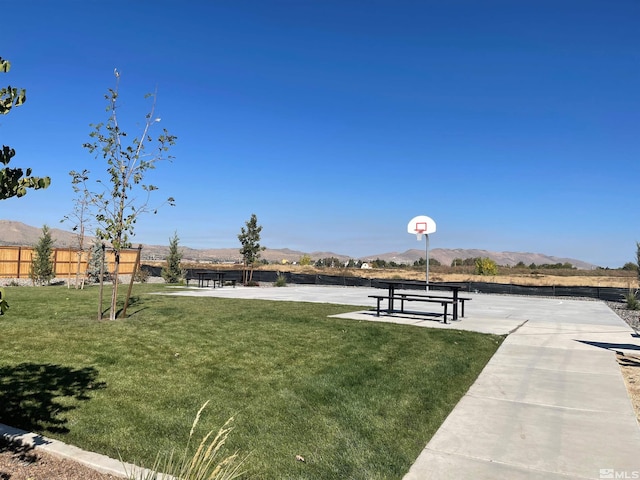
<box><xmin>3</xmin><ymin>285</ymin><xmax>639</xmax><ymax>479</ymax></box>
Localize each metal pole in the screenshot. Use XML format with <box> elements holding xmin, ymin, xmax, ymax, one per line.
<box><xmin>425</xmin><ymin>234</ymin><xmax>430</xmax><ymax>291</ymax></box>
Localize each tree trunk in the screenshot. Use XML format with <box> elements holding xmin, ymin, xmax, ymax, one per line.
<box><xmin>75</xmin><ymin>250</ymin><xmax>84</xmax><ymax>290</ymax></box>
<box><xmin>109</xmin><ymin>250</ymin><xmax>120</xmax><ymax>320</ymax></box>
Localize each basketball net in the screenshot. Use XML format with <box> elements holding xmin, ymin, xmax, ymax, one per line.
<box><xmin>416</xmin><ymin>230</ymin><xmax>425</xmax><ymax>241</ymax></box>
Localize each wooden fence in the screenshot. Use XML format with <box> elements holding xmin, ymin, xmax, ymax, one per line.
<box><xmin>0</xmin><ymin>246</ymin><xmax>141</xmax><ymax>278</ymax></box>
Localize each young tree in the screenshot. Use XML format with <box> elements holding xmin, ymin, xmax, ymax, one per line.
<box><xmin>162</xmin><ymin>231</ymin><xmax>184</xmax><ymax>283</ymax></box>
<box><xmin>87</xmin><ymin>238</ymin><xmax>105</xmax><ymax>283</ymax></box>
<box><xmin>62</xmin><ymin>169</ymin><xmax>94</xmax><ymax>289</ymax></box>
<box><xmin>1</xmin><ymin>57</ymin><xmax>50</xmax><ymax>200</ymax></box>
<box><xmin>31</xmin><ymin>225</ymin><xmax>54</xmax><ymax>286</ymax></box>
<box><xmin>83</xmin><ymin>71</ymin><xmax>176</xmax><ymax>320</ymax></box>
<box><xmin>238</xmin><ymin>214</ymin><xmax>265</xmax><ymax>285</ymax></box>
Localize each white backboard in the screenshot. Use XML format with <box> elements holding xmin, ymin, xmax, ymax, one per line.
<box><xmin>407</xmin><ymin>215</ymin><xmax>436</xmax><ymax>235</ymax></box>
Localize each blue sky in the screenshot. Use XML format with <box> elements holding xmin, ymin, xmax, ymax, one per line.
<box><xmin>2</xmin><ymin>1</ymin><xmax>638</xmax><ymax>267</ymax></box>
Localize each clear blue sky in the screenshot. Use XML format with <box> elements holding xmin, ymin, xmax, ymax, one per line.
<box><xmin>2</xmin><ymin>1</ymin><xmax>638</xmax><ymax>267</ymax></box>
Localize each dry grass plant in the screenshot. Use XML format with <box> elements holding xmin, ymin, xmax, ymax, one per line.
<box><xmin>246</xmin><ymin>264</ymin><xmax>637</xmax><ymax>288</ymax></box>
<box><xmin>126</xmin><ymin>401</ymin><xmax>246</xmax><ymax>480</ymax></box>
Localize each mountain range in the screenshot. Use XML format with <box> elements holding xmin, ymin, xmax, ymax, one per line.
<box><xmin>0</xmin><ymin>220</ymin><xmax>596</xmax><ymax>269</ymax></box>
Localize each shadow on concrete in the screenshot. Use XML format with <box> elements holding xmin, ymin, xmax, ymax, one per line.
<box><xmin>0</xmin><ymin>363</ymin><xmax>106</xmax><ymax>434</ymax></box>
<box><xmin>575</xmin><ymin>340</ymin><xmax>640</xmax><ymax>352</ymax></box>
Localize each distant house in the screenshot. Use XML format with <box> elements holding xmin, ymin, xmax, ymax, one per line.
<box><xmin>360</xmin><ymin>263</ymin><xmax>371</xmax><ymax>269</ymax></box>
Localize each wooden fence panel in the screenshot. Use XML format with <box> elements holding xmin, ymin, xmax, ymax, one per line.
<box><xmin>0</xmin><ymin>246</ymin><xmax>141</xmax><ymax>278</ymax></box>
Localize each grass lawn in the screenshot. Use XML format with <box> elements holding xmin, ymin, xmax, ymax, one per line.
<box><xmin>0</xmin><ymin>283</ymin><xmax>503</xmax><ymax>479</ymax></box>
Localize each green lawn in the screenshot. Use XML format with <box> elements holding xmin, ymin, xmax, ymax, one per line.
<box><xmin>0</xmin><ymin>283</ymin><xmax>503</xmax><ymax>479</ymax></box>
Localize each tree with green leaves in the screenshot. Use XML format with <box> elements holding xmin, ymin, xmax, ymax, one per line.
<box><xmin>87</xmin><ymin>238</ymin><xmax>105</xmax><ymax>283</ymax></box>
<box><xmin>414</xmin><ymin>257</ymin><xmax>441</xmax><ymax>267</ymax></box>
<box><xmin>162</xmin><ymin>231</ymin><xmax>184</xmax><ymax>283</ymax></box>
<box><xmin>1</xmin><ymin>57</ymin><xmax>50</xmax><ymax>200</ymax></box>
<box><xmin>30</xmin><ymin>225</ymin><xmax>54</xmax><ymax>286</ymax></box>
<box><xmin>298</xmin><ymin>254</ymin><xmax>312</xmax><ymax>266</ymax></box>
<box><xmin>475</xmin><ymin>257</ymin><xmax>498</xmax><ymax>276</ymax></box>
<box><xmin>83</xmin><ymin>71</ymin><xmax>176</xmax><ymax>320</ymax></box>
<box><xmin>238</xmin><ymin>214</ymin><xmax>265</xmax><ymax>285</ymax></box>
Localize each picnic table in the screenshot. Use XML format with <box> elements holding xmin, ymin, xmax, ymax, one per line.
<box><xmin>195</xmin><ymin>271</ymin><xmax>226</xmax><ymax>288</ymax></box>
<box><xmin>370</xmin><ymin>280</ymin><xmax>469</xmax><ymax>323</ymax></box>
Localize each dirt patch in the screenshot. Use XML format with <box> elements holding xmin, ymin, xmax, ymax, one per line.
<box><xmin>0</xmin><ymin>438</ymin><xmax>121</xmax><ymax>479</ymax></box>
<box><xmin>617</xmin><ymin>352</ymin><xmax>640</xmax><ymax>424</ymax></box>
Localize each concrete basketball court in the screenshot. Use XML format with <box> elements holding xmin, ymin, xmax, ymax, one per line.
<box><xmin>167</xmin><ymin>284</ymin><xmax>640</xmax><ymax>479</ymax></box>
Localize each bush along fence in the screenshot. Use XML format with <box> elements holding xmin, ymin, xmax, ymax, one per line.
<box><xmin>140</xmin><ymin>266</ymin><xmax>630</xmax><ymax>303</ymax></box>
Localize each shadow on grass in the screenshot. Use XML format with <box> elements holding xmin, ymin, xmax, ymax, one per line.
<box><xmin>0</xmin><ymin>363</ymin><xmax>106</xmax><ymax>434</ymax></box>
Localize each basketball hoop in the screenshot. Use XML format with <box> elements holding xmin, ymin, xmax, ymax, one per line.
<box><xmin>407</xmin><ymin>215</ymin><xmax>437</xmax><ymax>290</ymax></box>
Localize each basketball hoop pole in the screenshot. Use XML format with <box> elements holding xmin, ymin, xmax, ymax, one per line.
<box><xmin>425</xmin><ymin>234</ymin><xmax>430</xmax><ymax>291</ymax></box>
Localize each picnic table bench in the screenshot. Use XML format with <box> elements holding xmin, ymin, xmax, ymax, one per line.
<box><xmin>400</xmin><ymin>292</ymin><xmax>472</xmax><ymax>317</ymax></box>
<box><xmin>369</xmin><ymin>294</ymin><xmax>457</xmax><ymax>323</ymax></box>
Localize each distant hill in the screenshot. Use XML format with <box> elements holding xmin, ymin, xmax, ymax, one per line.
<box><xmin>0</xmin><ymin>220</ymin><xmax>596</xmax><ymax>269</ymax></box>
<box><xmin>366</xmin><ymin>248</ymin><xmax>596</xmax><ymax>270</ymax></box>
<box><xmin>0</xmin><ymin>220</ymin><xmax>80</xmax><ymax>248</ymax></box>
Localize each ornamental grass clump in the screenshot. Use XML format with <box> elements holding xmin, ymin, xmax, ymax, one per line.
<box><xmin>127</xmin><ymin>401</ymin><xmax>247</xmax><ymax>480</ymax></box>
<box><xmin>625</xmin><ymin>288</ymin><xmax>640</xmax><ymax>310</ymax></box>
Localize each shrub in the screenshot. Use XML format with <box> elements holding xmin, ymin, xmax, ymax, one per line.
<box><xmin>0</xmin><ymin>288</ymin><xmax>7</xmax><ymax>315</ymax></box>
<box><xmin>274</xmin><ymin>274</ymin><xmax>287</xmax><ymax>287</ymax></box>
<box><xmin>134</xmin><ymin>268</ymin><xmax>150</xmax><ymax>284</ymax></box>
<box><xmin>624</xmin><ymin>289</ymin><xmax>640</xmax><ymax>310</ymax></box>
